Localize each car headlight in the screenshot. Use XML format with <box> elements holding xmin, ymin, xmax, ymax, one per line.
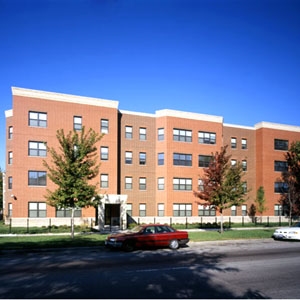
<box><xmin>109</xmin><ymin>238</ymin><xmax>116</xmax><ymax>242</ymax></box>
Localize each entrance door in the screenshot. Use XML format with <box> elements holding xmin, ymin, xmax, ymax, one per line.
<box><xmin>104</xmin><ymin>204</ymin><xmax>120</xmax><ymax>226</ymax></box>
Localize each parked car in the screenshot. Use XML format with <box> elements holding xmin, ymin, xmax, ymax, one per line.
<box><xmin>105</xmin><ymin>224</ymin><xmax>189</xmax><ymax>251</ymax></box>
<box><xmin>272</xmin><ymin>222</ymin><xmax>300</xmax><ymax>240</ymax></box>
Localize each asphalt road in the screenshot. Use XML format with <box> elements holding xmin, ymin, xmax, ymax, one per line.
<box><xmin>1</xmin><ymin>239</ymin><xmax>300</xmax><ymax>299</ymax></box>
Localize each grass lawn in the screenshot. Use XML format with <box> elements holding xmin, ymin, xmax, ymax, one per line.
<box><xmin>0</xmin><ymin>229</ymin><xmax>275</xmax><ymax>251</ymax></box>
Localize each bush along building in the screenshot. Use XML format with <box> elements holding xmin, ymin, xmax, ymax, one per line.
<box><xmin>3</xmin><ymin>87</ymin><xmax>300</xmax><ymax>229</ymax></box>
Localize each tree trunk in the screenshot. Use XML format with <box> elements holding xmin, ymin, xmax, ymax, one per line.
<box><xmin>220</xmin><ymin>209</ymin><xmax>224</xmax><ymax>233</ymax></box>
<box><xmin>71</xmin><ymin>207</ymin><xmax>75</xmax><ymax>239</ymax></box>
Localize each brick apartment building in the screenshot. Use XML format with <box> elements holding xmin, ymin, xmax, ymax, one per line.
<box><xmin>3</xmin><ymin>87</ymin><xmax>300</xmax><ymax>229</ymax></box>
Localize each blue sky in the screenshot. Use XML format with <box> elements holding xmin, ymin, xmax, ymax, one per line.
<box><xmin>1</xmin><ymin>0</ymin><xmax>300</xmax><ymax>170</ymax></box>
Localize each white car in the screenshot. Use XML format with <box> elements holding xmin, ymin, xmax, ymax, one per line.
<box><xmin>272</xmin><ymin>222</ymin><xmax>300</xmax><ymax>240</ymax></box>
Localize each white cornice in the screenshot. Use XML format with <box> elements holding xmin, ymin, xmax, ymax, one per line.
<box><xmin>224</xmin><ymin>123</ymin><xmax>255</xmax><ymax>130</ymax></box>
<box><xmin>119</xmin><ymin>109</ymin><xmax>155</xmax><ymax>117</ymax></box>
<box><xmin>255</xmin><ymin>121</ymin><xmax>300</xmax><ymax>132</ymax></box>
<box><xmin>12</xmin><ymin>87</ymin><xmax>119</xmax><ymax>109</ymax></box>
<box><xmin>5</xmin><ymin>109</ymin><xmax>13</xmax><ymax>118</ymax></box>
<box><xmin>155</xmin><ymin>109</ymin><xmax>223</xmax><ymax>123</ymax></box>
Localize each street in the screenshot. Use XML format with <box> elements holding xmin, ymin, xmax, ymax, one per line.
<box><xmin>1</xmin><ymin>239</ymin><xmax>300</xmax><ymax>298</ymax></box>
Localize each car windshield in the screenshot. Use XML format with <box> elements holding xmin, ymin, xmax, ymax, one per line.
<box><xmin>292</xmin><ymin>222</ymin><xmax>300</xmax><ymax>227</ymax></box>
<box><xmin>129</xmin><ymin>225</ymin><xmax>144</xmax><ymax>233</ymax></box>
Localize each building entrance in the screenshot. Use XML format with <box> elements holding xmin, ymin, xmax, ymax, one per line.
<box><xmin>105</xmin><ymin>204</ymin><xmax>120</xmax><ymax>226</ymax></box>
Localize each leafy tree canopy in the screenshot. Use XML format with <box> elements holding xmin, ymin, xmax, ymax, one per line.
<box><xmin>43</xmin><ymin>127</ymin><xmax>103</xmax><ymax>209</ymax></box>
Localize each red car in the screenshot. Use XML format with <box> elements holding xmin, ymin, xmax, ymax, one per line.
<box><xmin>105</xmin><ymin>224</ymin><xmax>189</xmax><ymax>251</ymax></box>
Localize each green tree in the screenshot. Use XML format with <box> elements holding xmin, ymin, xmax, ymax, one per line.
<box><xmin>194</xmin><ymin>145</ymin><xmax>247</xmax><ymax>233</ymax></box>
<box><xmin>280</xmin><ymin>141</ymin><xmax>300</xmax><ymax>225</ymax></box>
<box><xmin>43</xmin><ymin>127</ymin><xmax>103</xmax><ymax>238</ymax></box>
<box><xmin>255</xmin><ymin>186</ymin><xmax>267</xmax><ymax>223</ymax></box>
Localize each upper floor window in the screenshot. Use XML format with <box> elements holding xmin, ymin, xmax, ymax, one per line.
<box><xmin>100</xmin><ymin>174</ymin><xmax>109</xmax><ymax>188</ymax></box>
<box><xmin>125</xmin><ymin>126</ymin><xmax>133</xmax><ymax>139</ymax></box>
<box><xmin>158</xmin><ymin>153</ymin><xmax>164</xmax><ymax>165</ymax></box>
<box><xmin>125</xmin><ymin>176</ymin><xmax>133</xmax><ymax>189</ymax></box>
<box><xmin>173</xmin><ymin>153</ymin><xmax>192</xmax><ymax>166</ymax></box>
<box><xmin>231</xmin><ymin>137</ymin><xmax>237</xmax><ymax>149</ymax></box>
<box><xmin>242</xmin><ymin>160</ymin><xmax>247</xmax><ymax>171</ymax></box>
<box><xmin>139</xmin><ymin>152</ymin><xmax>146</xmax><ymax>165</ymax></box>
<box><xmin>101</xmin><ymin>119</ymin><xmax>109</xmax><ymax>134</ymax></box>
<box><xmin>28</xmin><ymin>171</ymin><xmax>47</xmax><ymax>186</ymax></box>
<box><xmin>198</xmin><ymin>179</ymin><xmax>204</xmax><ymax>191</ymax></box>
<box><xmin>125</xmin><ymin>151</ymin><xmax>133</xmax><ymax>164</ymax></box>
<box><xmin>29</xmin><ymin>111</ymin><xmax>47</xmax><ymax>128</ymax></box>
<box><xmin>231</xmin><ymin>159</ymin><xmax>237</xmax><ymax>167</ymax></box>
<box><xmin>274</xmin><ymin>182</ymin><xmax>288</xmax><ymax>193</ymax></box>
<box><xmin>8</xmin><ymin>176</ymin><xmax>12</xmax><ymax>189</ymax></box>
<box><xmin>8</xmin><ymin>151</ymin><xmax>13</xmax><ymax>164</ymax></box>
<box><xmin>139</xmin><ymin>128</ymin><xmax>146</xmax><ymax>140</ymax></box>
<box><xmin>274</xmin><ymin>160</ymin><xmax>288</xmax><ymax>172</ymax></box>
<box><xmin>139</xmin><ymin>177</ymin><xmax>146</xmax><ymax>190</ymax></box>
<box><xmin>198</xmin><ymin>131</ymin><xmax>216</xmax><ymax>144</ymax></box>
<box><xmin>74</xmin><ymin>116</ymin><xmax>82</xmax><ymax>130</ymax></box>
<box><xmin>173</xmin><ymin>178</ymin><xmax>192</xmax><ymax>191</ymax></box>
<box><xmin>274</xmin><ymin>139</ymin><xmax>288</xmax><ymax>151</ymax></box>
<box><xmin>241</xmin><ymin>138</ymin><xmax>247</xmax><ymax>149</ymax></box>
<box><xmin>173</xmin><ymin>128</ymin><xmax>192</xmax><ymax>142</ymax></box>
<box><xmin>158</xmin><ymin>128</ymin><xmax>164</xmax><ymax>141</ymax></box>
<box><xmin>29</xmin><ymin>141</ymin><xmax>47</xmax><ymax>157</ymax></box>
<box><xmin>8</xmin><ymin>126</ymin><xmax>13</xmax><ymax>139</ymax></box>
<box><xmin>28</xmin><ymin>202</ymin><xmax>47</xmax><ymax>218</ymax></box>
<box><xmin>198</xmin><ymin>155</ymin><xmax>212</xmax><ymax>167</ymax></box>
<box><xmin>100</xmin><ymin>147</ymin><xmax>109</xmax><ymax>160</ymax></box>
<box><xmin>157</xmin><ymin>177</ymin><xmax>165</xmax><ymax>190</ymax></box>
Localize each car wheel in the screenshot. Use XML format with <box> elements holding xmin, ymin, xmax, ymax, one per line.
<box><xmin>169</xmin><ymin>239</ymin><xmax>179</xmax><ymax>250</ymax></box>
<box><xmin>123</xmin><ymin>241</ymin><xmax>135</xmax><ymax>252</ymax></box>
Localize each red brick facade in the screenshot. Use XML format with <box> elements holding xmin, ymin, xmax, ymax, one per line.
<box><xmin>4</xmin><ymin>87</ymin><xmax>300</xmax><ymax>226</ymax></box>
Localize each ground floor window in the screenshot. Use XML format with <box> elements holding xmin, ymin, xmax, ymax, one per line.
<box><xmin>173</xmin><ymin>204</ymin><xmax>192</xmax><ymax>217</ymax></box>
<box><xmin>126</xmin><ymin>204</ymin><xmax>132</xmax><ymax>216</ymax></box>
<box><xmin>157</xmin><ymin>203</ymin><xmax>165</xmax><ymax>217</ymax></box>
<box><xmin>8</xmin><ymin>203</ymin><xmax>12</xmax><ymax>217</ymax></box>
<box><xmin>56</xmin><ymin>208</ymin><xmax>82</xmax><ymax>217</ymax></box>
<box><xmin>242</xmin><ymin>205</ymin><xmax>247</xmax><ymax>216</ymax></box>
<box><xmin>139</xmin><ymin>204</ymin><xmax>146</xmax><ymax>217</ymax></box>
<box><xmin>198</xmin><ymin>205</ymin><xmax>216</xmax><ymax>216</ymax></box>
<box><xmin>231</xmin><ymin>205</ymin><xmax>237</xmax><ymax>216</ymax></box>
<box><xmin>28</xmin><ymin>202</ymin><xmax>47</xmax><ymax>217</ymax></box>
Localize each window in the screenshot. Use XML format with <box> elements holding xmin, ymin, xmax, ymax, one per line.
<box><xmin>125</xmin><ymin>177</ymin><xmax>132</xmax><ymax>189</ymax></box>
<box><xmin>158</xmin><ymin>153</ymin><xmax>164</xmax><ymax>165</ymax></box>
<box><xmin>139</xmin><ymin>127</ymin><xmax>146</xmax><ymax>140</ymax></box>
<box><xmin>139</xmin><ymin>152</ymin><xmax>146</xmax><ymax>165</ymax></box>
<box><xmin>198</xmin><ymin>205</ymin><xmax>216</xmax><ymax>216</ymax></box>
<box><xmin>173</xmin><ymin>153</ymin><xmax>192</xmax><ymax>166</ymax></box>
<box><xmin>173</xmin><ymin>178</ymin><xmax>192</xmax><ymax>190</ymax></box>
<box><xmin>8</xmin><ymin>151</ymin><xmax>13</xmax><ymax>164</ymax></box>
<box><xmin>139</xmin><ymin>177</ymin><xmax>146</xmax><ymax>190</ymax></box>
<box><xmin>29</xmin><ymin>202</ymin><xmax>47</xmax><ymax>218</ymax></box>
<box><xmin>242</xmin><ymin>182</ymin><xmax>247</xmax><ymax>193</ymax></box>
<box><xmin>100</xmin><ymin>147</ymin><xmax>109</xmax><ymax>160</ymax></box>
<box><xmin>231</xmin><ymin>205</ymin><xmax>237</xmax><ymax>216</ymax></box>
<box><xmin>125</xmin><ymin>126</ymin><xmax>133</xmax><ymax>139</ymax></box>
<box><xmin>139</xmin><ymin>204</ymin><xmax>146</xmax><ymax>217</ymax></box>
<box><xmin>158</xmin><ymin>128</ymin><xmax>164</xmax><ymax>141</ymax></box>
<box><xmin>29</xmin><ymin>141</ymin><xmax>47</xmax><ymax>157</ymax></box>
<box><xmin>29</xmin><ymin>111</ymin><xmax>47</xmax><ymax>127</ymax></box>
<box><xmin>241</xmin><ymin>138</ymin><xmax>247</xmax><ymax>149</ymax></box>
<box><xmin>231</xmin><ymin>159</ymin><xmax>237</xmax><ymax>166</ymax></box>
<box><xmin>126</xmin><ymin>204</ymin><xmax>132</xmax><ymax>216</ymax></box>
<box><xmin>242</xmin><ymin>160</ymin><xmax>247</xmax><ymax>171</ymax></box>
<box><xmin>28</xmin><ymin>171</ymin><xmax>47</xmax><ymax>186</ymax></box>
<box><xmin>231</xmin><ymin>137</ymin><xmax>237</xmax><ymax>149</ymax></box>
<box><xmin>8</xmin><ymin>176</ymin><xmax>12</xmax><ymax>189</ymax></box>
<box><xmin>157</xmin><ymin>177</ymin><xmax>165</xmax><ymax>190</ymax></box>
<box><xmin>242</xmin><ymin>205</ymin><xmax>247</xmax><ymax>216</ymax></box>
<box><xmin>274</xmin><ymin>161</ymin><xmax>288</xmax><ymax>172</ymax></box>
<box><xmin>173</xmin><ymin>204</ymin><xmax>192</xmax><ymax>217</ymax></box>
<box><xmin>274</xmin><ymin>139</ymin><xmax>288</xmax><ymax>151</ymax></box>
<box><xmin>8</xmin><ymin>203</ymin><xmax>12</xmax><ymax>217</ymax></box>
<box><xmin>101</xmin><ymin>119</ymin><xmax>109</xmax><ymax>134</ymax></box>
<box><xmin>274</xmin><ymin>182</ymin><xmax>288</xmax><ymax>193</ymax></box>
<box><xmin>198</xmin><ymin>131</ymin><xmax>216</xmax><ymax>144</ymax></box>
<box><xmin>100</xmin><ymin>174</ymin><xmax>109</xmax><ymax>188</ymax></box>
<box><xmin>125</xmin><ymin>151</ymin><xmax>133</xmax><ymax>164</ymax></box>
<box><xmin>8</xmin><ymin>126</ymin><xmax>13</xmax><ymax>139</ymax></box>
<box><xmin>56</xmin><ymin>208</ymin><xmax>82</xmax><ymax>217</ymax></box>
<box><xmin>158</xmin><ymin>204</ymin><xmax>165</xmax><ymax>217</ymax></box>
<box><xmin>198</xmin><ymin>155</ymin><xmax>212</xmax><ymax>167</ymax></box>
<box><xmin>173</xmin><ymin>129</ymin><xmax>192</xmax><ymax>142</ymax></box>
<box><xmin>274</xmin><ymin>204</ymin><xmax>282</xmax><ymax>216</ymax></box>
<box><xmin>74</xmin><ymin>116</ymin><xmax>82</xmax><ymax>130</ymax></box>
<box><xmin>198</xmin><ymin>179</ymin><xmax>204</xmax><ymax>191</ymax></box>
